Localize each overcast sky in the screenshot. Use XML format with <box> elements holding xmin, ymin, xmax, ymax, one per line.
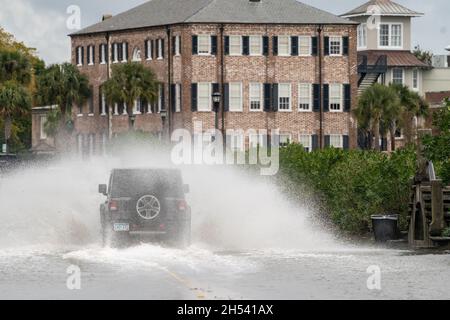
<box><xmin>0</xmin><ymin>0</ymin><xmax>448</xmax><ymax>64</ymax></box>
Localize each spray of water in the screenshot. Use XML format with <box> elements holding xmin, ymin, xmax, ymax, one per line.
<box><xmin>0</xmin><ymin>145</ymin><xmax>341</xmax><ymax>253</ymax></box>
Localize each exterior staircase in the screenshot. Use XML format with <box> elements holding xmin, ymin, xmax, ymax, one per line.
<box><xmin>357</xmin><ymin>55</ymin><xmax>388</xmax><ymax>95</ymax></box>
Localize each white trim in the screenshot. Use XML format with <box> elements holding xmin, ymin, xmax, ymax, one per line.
<box><xmin>278</xmin><ymin>35</ymin><xmax>291</xmax><ymax>56</ymax></box>
<box><xmin>357</xmin><ymin>23</ymin><xmax>367</xmax><ymax>49</ymax></box>
<box><xmin>249</xmin><ymin>82</ymin><xmax>263</xmax><ymax>112</ymax></box>
<box><xmin>249</xmin><ymin>35</ymin><xmax>263</xmax><ymax>56</ymax></box>
<box><xmin>174</xmin><ymin>35</ymin><xmax>181</xmax><ymax>56</ymax></box>
<box><xmin>329</xmin><ymin>83</ymin><xmax>343</xmax><ymax>112</ymax></box>
<box><xmin>197</xmin><ymin>82</ymin><xmax>212</xmax><ymax>112</ymax></box>
<box><xmin>229</xmin><ymin>82</ymin><xmax>243</xmax><ymax>112</ymax></box>
<box><xmin>278</xmin><ymin>83</ymin><xmax>292</xmax><ymax>112</ymax></box>
<box><xmin>298</xmin><ymin>83</ymin><xmax>312</xmax><ymax>112</ymax></box>
<box><xmin>391</xmin><ymin>68</ymin><xmax>405</xmax><ymax>85</ymax></box>
<box><xmin>229</xmin><ymin>35</ymin><xmax>243</xmax><ymax>56</ymax></box>
<box><xmin>298</xmin><ymin>36</ymin><xmax>312</xmax><ymax>56</ymax></box>
<box><xmin>412</xmin><ymin>68</ymin><xmax>420</xmax><ymax>91</ymax></box>
<box><xmin>329</xmin><ymin>134</ymin><xmax>344</xmax><ymax>149</ymax></box>
<box><xmin>298</xmin><ymin>134</ymin><xmax>313</xmax><ymax>153</ymax></box>
<box><xmin>378</xmin><ymin>23</ymin><xmax>403</xmax><ymax>50</ymax></box>
<box><xmin>341</xmin><ymin>13</ymin><xmax>423</xmax><ymax>19</ymax></box>
<box><xmin>329</xmin><ymin>36</ymin><xmax>343</xmax><ymax>56</ymax></box>
<box><xmin>197</xmin><ymin>35</ymin><xmax>212</xmax><ymax>56</ymax></box>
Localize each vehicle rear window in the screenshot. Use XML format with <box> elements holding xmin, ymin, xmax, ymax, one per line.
<box><xmin>111</xmin><ymin>169</ymin><xmax>183</xmax><ymax>198</ymax></box>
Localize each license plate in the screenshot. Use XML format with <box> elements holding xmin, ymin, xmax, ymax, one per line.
<box><xmin>114</xmin><ymin>223</ymin><xmax>130</xmax><ymax>232</ymax></box>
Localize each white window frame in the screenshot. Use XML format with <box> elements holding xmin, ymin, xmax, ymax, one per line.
<box><xmin>146</xmin><ymin>40</ymin><xmax>152</xmax><ymax>60</ymax></box>
<box><xmin>378</xmin><ymin>23</ymin><xmax>403</xmax><ymax>49</ymax></box>
<box><xmin>278</xmin><ymin>35</ymin><xmax>291</xmax><ymax>56</ymax></box>
<box><xmin>299</xmin><ymin>134</ymin><xmax>312</xmax><ymax>153</ymax></box>
<box><xmin>249</xmin><ymin>35</ymin><xmax>263</xmax><ymax>56</ymax></box>
<box><xmin>175</xmin><ymin>83</ymin><xmax>181</xmax><ymax>112</ymax></box>
<box><xmin>134</xmin><ymin>99</ymin><xmax>141</xmax><ymax>115</ymax></box>
<box><xmin>101</xmin><ymin>93</ymin><xmax>107</xmax><ymax>116</ymax></box>
<box><xmin>88</xmin><ymin>45</ymin><xmax>94</xmax><ymax>65</ymax></box>
<box><xmin>298</xmin><ymin>36</ymin><xmax>312</xmax><ymax>56</ymax></box>
<box><xmin>278</xmin><ymin>83</ymin><xmax>292</xmax><ymax>112</ymax></box>
<box><xmin>198</xmin><ymin>35</ymin><xmax>211</xmax><ymax>55</ymax></box>
<box><xmin>122</xmin><ymin>102</ymin><xmax>128</xmax><ymax>115</ymax></box>
<box><xmin>412</xmin><ymin>69</ymin><xmax>419</xmax><ymax>91</ymax></box>
<box><xmin>329</xmin><ymin>84</ymin><xmax>343</xmax><ymax>112</ymax></box>
<box><xmin>228</xmin><ymin>132</ymin><xmax>245</xmax><ymax>152</ymax></box>
<box><xmin>229</xmin><ymin>35</ymin><xmax>242</xmax><ymax>56</ymax></box>
<box><xmin>249</xmin><ymin>133</ymin><xmax>265</xmax><ymax>149</ymax></box>
<box><xmin>229</xmin><ymin>82</ymin><xmax>243</xmax><ymax>112</ymax></box>
<box><xmin>113</xmin><ymin>43</ymin><xmax>119</xmax><ymax>63</ymax></box>
<box><xmin>329</xmin><ymin>134</ymin><xmax>344</xmax><ymax>149</ymax></box>
<box><xmin>40</xmin><ymin>116</ymin><xmax>47</xmax><ymax>140</ymax></box>
<box><xmin>357</xmin><ymin>23</ymin><xmax>367</xmax><ymax>49</ymax></box>
<box><xmin>175</xmin><ymin>36</ymin><xmax>181</xmax><ymax>56</ymax></box>
<box><xmin>77</xmin><ymin>47</ymin><xmax>83</xmax><ymax>66</ymax></box>
<box><xmin>100</xmin><ymin>44</ymin><xmax>107</xmax><ymax>64</ymax></box>
<box><xmin>392</xmin><ymin>68</ymin><xmax>404</xmax><ymax>85</ymax></box>
<box><xmin>157</xmin><ymin>39</ymin><xmax>163</xmax><ymax>60</ymax></box>
<box><xmin>298</xmin><ymin>83</ymin><xmax>312</xmax><ymax>112</ymax></box>
<box><xmin>329</xmin><ymin>36</ymin><xmax>343</xmax><ymax>56</ymax></box>
<box><xmin>249</xmin><ymin>83</ymin><xmax>263</xmax><ymax>112</ymax></box>
<box><xmin>114</xmin><ymin>103</ymin><xmax>119</xmax><ymax>115</ymax></box>
<box><xmin>197</xmin><ymin>82</ymin><xmax>212</xmax><ymax>112</ymax></box>
<box><xmin>122</xmin><ymin>44</ymin><xmax>128</xmax><ymax>62</ymax></box>
<box><xmin>279</xmin><ymin>133</ymin><xmax>292</xmax><ymax>147</ymax></box>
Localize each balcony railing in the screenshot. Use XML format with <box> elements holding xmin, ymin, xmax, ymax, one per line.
<box><xmin>358</xmin><ymin>55</ymin><xmax>388</xmax><ymax>74</ymax></box>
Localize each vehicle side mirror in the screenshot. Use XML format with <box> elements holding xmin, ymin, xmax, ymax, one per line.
<box><xmin>98</xmin><ymin>184</ymin><xmax>107</xmax><ymax>196</ymax></box>
<box><xmin>183</xmin><ymin>184</ymin><xmax>190</xmax><ymax>194</ymax></box>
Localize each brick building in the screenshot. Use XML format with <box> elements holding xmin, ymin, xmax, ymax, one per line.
<box><xmin>64</xmin><ymin>0</ymin><xmax>358</xmax><ymax>156</ymax></box>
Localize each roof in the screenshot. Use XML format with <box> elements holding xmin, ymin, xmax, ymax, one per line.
<box><xmin>425</xmin><ymin>91</ymin><xmax>450</xmax><ymax>106</ymax></box>
<box><xmin>358</xmin><ymin>50</ymin><xmax>430</xmax><ymax>68</ymax></box>
<box><xmin>71</xmin><ymin>0</ymin><xmax>356</xmax><ymax>36</ymax></box>
<box><xmin>341</xmin><ymin>0</ymin><xmax>423</xmax><ymax>18</ymax></box>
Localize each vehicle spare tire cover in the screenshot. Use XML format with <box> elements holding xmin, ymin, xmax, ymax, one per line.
<box><xmin>135</xmin><ymin>194</ymin><xmax>162</xmax><ymax>220</ymax></box>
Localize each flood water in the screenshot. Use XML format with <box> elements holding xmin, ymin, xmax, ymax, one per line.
<box><xmin>0</xmin><ymin>154</ymin><xmax>449</xmax><ymax>300</ymax></box>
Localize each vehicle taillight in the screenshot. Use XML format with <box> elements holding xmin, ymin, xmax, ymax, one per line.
<box><xmin>177</xmin><ymin>200</ymin><xmax>187</xmax><ymax>211</ymax></box>
<box><xmin>109</xmin><ymin>200</ymin><xmax>119</xmax><ymax>211</ymax></box>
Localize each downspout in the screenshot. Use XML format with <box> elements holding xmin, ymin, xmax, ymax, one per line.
<box><xmin>166</xmin><ymin>26</ymin><xmax>172</xmax><ymax>140</ymax></box>
<box><xmin>106</xmin><ymin>32</ymin><xmax>113</xmax><ymax>140</ymax></box>
<box><xmin>220</xmin><ymin>24</ymin><xmax>225</xmax><ymax>143</ymax></box>
<box><xmin>318</xmin><ymin>25</ymin><xmax>324</xmax><ymax>149</ymax></box>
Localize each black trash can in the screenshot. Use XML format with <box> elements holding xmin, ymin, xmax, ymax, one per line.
<box><xmin>371</xmin><ymin>215</ymin><xmax>399</xmax><ymax>242</ymax></box>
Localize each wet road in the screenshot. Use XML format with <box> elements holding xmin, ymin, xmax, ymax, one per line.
<box><xmin>1</xmin><ymin>244</ymin><xmax>450</xmax><ymax>300</ymax></box>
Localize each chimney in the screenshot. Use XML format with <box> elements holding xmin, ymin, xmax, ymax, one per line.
<box><xmin>102</xmin><ymin>14</ymin><xmax>113</xmax><ymax>21</ymax></box>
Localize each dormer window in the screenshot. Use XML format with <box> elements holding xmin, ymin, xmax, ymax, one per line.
<box><xmin>379</xmin><ymin>23</ymin><xmax>402</xmax><ymax>48</ymax></box>
<box><xmin>357</xmin><ymin>24</ymin><xmax>367</xmax><ymax>48</ymax></box>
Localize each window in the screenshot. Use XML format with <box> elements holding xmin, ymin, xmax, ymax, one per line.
<box><xmin>198</xmin><ymin>83</ymin><xmax>211</xmax><ymax>112</ymax></box>
<box><xmin>279</xmin><ymin>133</ymin><xmax>292</xmax><ymax>147</ymax></box>
<box><xmin>299</xmin><ymin>134</ymin><xmax>312</xmax><ymax>152</ymax></box>
<box><xmin>299</xmin><ymin>36</ymin><xmax>311</xmax><ymax>56</ymax></box>
<box><xmin>330</xmin><ymin>135</ymin><xmax>343</xmax><ymax>149</ymax></box>
<box><xmin>249</xmin><ymin>133</ymin><xmax>265</xmax><ymax>149</ymax></box>
<box><xmin>249</xmin><ymin>36</ymin><xmax>262</xmax><ymax>55</ymax></box>
<box><xmin>379</xmin><ymin>24</ymin><xmax>402</xmax><ymax>48</ymax></box>
<box><xmin>249</xmin><ymin>83</ymin><xmax>262</xmax><ymax>111</ymax></box>
<box><xmin>198</xmin><ymin>35</ymin><xmax>211</xmax><ymax>55</ymax></box>
<box><xmin>122</xmin><ymin>102</ymin><xmax>128</xmax><ymax>115</ymax></box>
<box><xmin>392</xmin><ymin>68</ymin><xmax>404</xmax><ymax>85</ymax></box>
<box><xmin>157</xmin><ymin>86</ymin><xmax>163</xmax><ymax>112</ymax></box>
<box><xmin>40</xmin><ymin>116</ymin><xmax>47</xmax><ymax>140</ymax></box>
<box><xmin>278</xmin><ymin>83</ymin><xmax>291</xmax><ymax>111</ymax></box>
<box><xmin>228</xmin><ymin>132</ymin><xmax>245</xmax><ymax>151</ymax></box>
<box><xmin>229</xmin><ymin>36</ymin><xmax>242</xmax><ymax>56</ymax></box>
<box><xmin>100</xmin><ymin>93</ymin><xmax>107</xmax><ymax>115</ymax></box>
<box><xmin>87</xmin><ymin>45</ymin><xmax>94</xmax><ymax>65</ymax></box>
<box><xmin>134</xmin><ymin>99</ymin><xmax>141</xmax><ymax>114</ymax></box>
<box><xmin>329</xmin><ymin>37</ymin><xmax>342</xmax><ymax>55</ymax></box>
<box><xmin>122</xmin><ymin>43</ymin><xmax>128</xmax><ymax>62</ymax></box>
<box><xmin>113</xmin><ymin>43</ymin><xmax>119</xmax><ymax>63</ymax></box>
<box><xmin>278</xmin><ymin>36</ymin><xmax>290</xmax><ymax>56</ymax></box>
<box><xmin>357</xmin><ymin>24</ymin><xmax>367</xmax><ymax>48</ymax></box>
<box><xmin>175</xmin><ymin>83</ymin><xmax>181</xmax><ymax>112</ymax></box>
<box><xmin>88</xmin><ymin>91</ymin><xmax>94</xmax><ymax>115</ymax></box>
<box><xmin>157</xmin><ymin>39</ymin><xmax>163</xmax><ymax>59</ymax></box>
<box><xmin>77</xmin><ymin>47</ymin><xmax>83</xmax><ymax>65</ymax></box>
<box><xmin>114</xmin><ymin>103</ymin><xmax>119</xmax><ymax>115</ymax></box>
<box><xmin>329</xmin><ymin>84</ymin><xmax>342</xmax><ymax>111</ymax></box>
<box><xmin>229</xmin><ymin>83</ymin><xmax>243</xmax><ymax>111</ymax></box>
<box><xmin>100</xmin><ymin>44</ymin><xmax>107</xmax><ymax>64</ymax></box>
<box><xmin>298</xmin><ymin>83</ymin><xmax>312</xmax><ymax>111</ymax></box>
<box><xmin>175</xmin><ymin>36</ymin><xmax>181</xmax><ymax>56</ymax></box>
<box><xmin>146</xmin><ymin>40</ymin><xmax>152</xmax><ymax>60</ymax></box>
<box><xmin>412</xmin><ymin>69</ymin><xmax>419</xmax><ymax>90</ymax></box>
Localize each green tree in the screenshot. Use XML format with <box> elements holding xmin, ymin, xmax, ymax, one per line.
<box><xmin>423</xmin><ymin>100</ymin><xmax>450</xmax><ymax>184</ymax></box>
<box><xmin>35</xmin><ymin>63</ymin><xmax>91</xmax><ymax>148</ymax></box>
<box><xmin>413</xmin><ymin>45</ymin><xmax>433</xmax><ymax>66</ymax></box>
<box><xmin>354</xmin><ymin>83</ymin><xmax>400</xmax><ymax>150</ymax></box>
<box><xmin>103</xmin><ymin>62</ymin><xmax>159</xmax><ymax>130</ymax></box>
<box><xmin>0</xmin><ymin>81</ymin><xmax>32</xmax><ymax>153</ymax></box>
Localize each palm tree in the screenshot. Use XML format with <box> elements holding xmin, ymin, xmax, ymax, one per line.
<box><xmin>389</xmin><ymin>83</ymin><xmax>429</xmax><ymax>146</ymax></box>
<box><xmin>354</xmin><ymin>83</ymin><xmax>400</xmax><ymax>150</ymax></box>
<box><xmin>0</xmin><ymin>48</ymin><xmax>32</xmax><ymax>86</ymax></box>
<box><xmin>0</xmin><ymin>81</ymin><xmax>31</xmax><ymax>153</ymax></box>
<box><xmin>35</xmin><ymin>63</ymin><xmax>91</xmax><ymax>147</ymax></box>
<box><xmin>103</xmin><ymin>62</ymin><xmax>159</xmax><ymax>130</ymax></box>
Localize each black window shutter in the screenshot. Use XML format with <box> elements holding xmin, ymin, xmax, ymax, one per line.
<box><xmin>92</xmin><ymin>46</ymin><xmax>95</xmax><ymax>64</ymax></box>
<box><xmin>192</xmin><ymin>36</ymin><xmax>198</xmax><ymax>55</ymax></box>
<box><xmin>105</xmin><ymin>44</ymin><xmax>109</xmax><ymax>63</ymax></box>
<box><xmin>242</xmin><ymin>36</ymin><xmax>250</xmax><ymax>55</ymax></box>
<box><xmin>263</xmin><ymin>36</ymin><xmax>269</xmax><ymax>56</ymax></box>
<box><xmin>263</xmin><ymin>83</ymin><xmax>272</xmax><ymax>112</ymax></box>
<box><xmin>343</xmin><ymin>37</ymin><xmax>349</xmax><ymax>56</ymax></box>
<box><xmin>111</xmin><ymin>44</ymin><xmax>116</xmax><ymax>62</ymax></box>
<box><xmin>273</xmin><ymin>36</ymin><xmax>278</xmax><ymax>56</ymax></box>
<box><xmin>172</xmin><ymin>37</ymin><xmax>176</xmax><ymax>55</ymax></box>
<box><xmin>161</xmin><ymin>39</ymin><xmax>165</xmax><ymax>58</ymax></box>
<box><xmin>325</xmin><ymin>135</ymin><xmax>331</xmax><ymax>148</ymax></box>
<box><xmin>81</xmin><ymin>47</ymin><xmax>84</xmax><ymax>65</ymax></box>
<box><xmin>98</xmin><ymin>86</ymin><xmax>102</xmax><ymax>114</ymax></box>
<box><xmin>145</xmin><ymin>40</ymin><xmax>148</xmax><ymax>59</ymax></box>
<box><xmin>224</xmin><ymin>36</ymin><xmax>230</xmax><ymax>55</ymax></box>
<box><xmin>272</xmin><ymin>84</ymin><xmax>279</xmax><ymax>112</ymax></box>
<box><xmin>224</xmin><ymin>83</ymin><xmax>230</xmax><ymax>112</ymax></box>
<box><xmin>211</xmin><ymin>36</ymin><xmax>218</xmax><ymax>55</ymax></box>
<box><xmin>311</xmin><ymin>37</ymin><xmax>318</xmax><ymax>56</ymax></box>
<box><xmin>118</xmin><ymin>43</ymin><xmax>123</xmax><ymax>61</ymax></box>
<box><xmin>291</xmin><ymin>36</ymin><xmax>299</xmax><ymax>56</ymax></box>
<box><xmin>312</xmin><ymin>135</ymin><xmax>319</xmax><ymax>151</ymax></box>
<box><xmin>160</xmin><ymin>84</ymin><xmax>165</xmax><ymax>111</ymax></box>
<box><xmin>323</xmin><ymin>84</ymin><xmax>330</xmax><ymax>112</ymax></box>
<box><xmin>191</xmin><ymin>84</ymin><xmax>198</xmax><ymax>112</ymax></box>
<box><xmin>179</xmin><ymin>85</ymin><xmax>183</xmax><ymax>112</ymax></box>
<box><xmin>87</xmin><ymin>46</ymin><xmax>90</xmax><ymax>64</ymax></box>
<box><xmin>99</xmin><ymin>44</ymin><xmax>103</xmax><ymax>63</ymax></box>
<box><xmin>170</xmin><ymin>84</ymin><xmax>176</xmax><ymax>112</ymax></box>
<box><xmin>313</xmin><ymin>84</ymin><xmax>321</xmax><ymax>112</ymax></box>
<box><xmin>343</xmin><ymin>135</ymin><xmax>350</xmax><ymax>150</ymax></box>
<box><xmin>152</xmin><ymin>40</ymin><xmax>157</xmax><ymax>59</ymax></box>
<box><xmin>344</xmin><ymin>84</ymin><xmax>351</xmax><ymax>112</ymax></box>
<box><xmin>212</xmin><ymin>83</ymin><xmax>219</xmax><ymax>94</ymax></box>
<box><xmin>324</xmin><ymin>37</ymin><xmax>330</xmax><ymax>56</ymax></box>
